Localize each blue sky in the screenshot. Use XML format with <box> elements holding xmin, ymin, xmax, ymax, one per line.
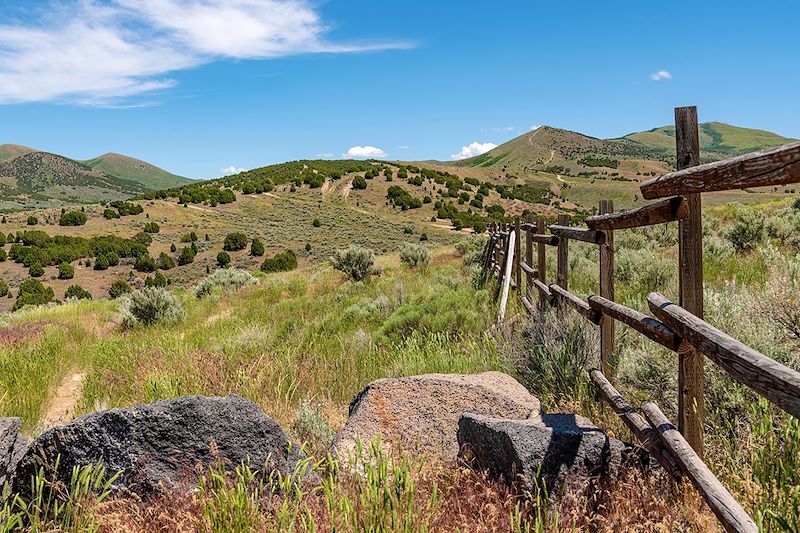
<box><xmin>0</xmin><ymin>0</ymin><xmax>798</xmax><ymax>179</ymax></box>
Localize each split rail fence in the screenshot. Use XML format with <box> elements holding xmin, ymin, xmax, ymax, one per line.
<box><xmin>482</xmin><ymin>106</ymin><xmax>800</xmax><ymax>533</ymax></box>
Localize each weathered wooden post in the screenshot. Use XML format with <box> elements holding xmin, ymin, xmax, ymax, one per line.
<box><xmin>536</xmin><ymin>217</ymin><xmax>547</xmax><ymax>308</ymax></box>
<box><xmin>599</xmin><ymin>199</ymin><xmax>615</xmax><ymax>378</ymax></box>
<box><xmin>556</xmin><ymin>213</ymin><xmax>569</xmax><ymax>290</ymax></box>
<box><xmin>525</xmin><ymin>214</ymin><xmax>534</xmax><ymax>303</ymax></box>
<box><xmin>514</xmin><ymin>216</ymin><xmax>522</xmax><ymax>289</ymax></box>
<box><xmin>675</xmin><ymin>106</ymin><xmax>705</xmax><ymax>457</ymax></box>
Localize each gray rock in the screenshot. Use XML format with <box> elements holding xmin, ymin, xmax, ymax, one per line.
<box><xmin>333</xmin><ymin>372</ymin><xmax>541</xmax><ymax>459</ymax></box>
<box><xmin>457</xmin><ymin>412</ymin><xmax>629</xmax><ymax>490</ymax></box>
<box><xmin>13</xmin><ymin>395</ymin><xmax>303</xmax><ymax>497</ymax></box>
<box><xmin>0</xmin><ymin>417</ymin><xmax>28</xmax><ymax>488</ymax></box>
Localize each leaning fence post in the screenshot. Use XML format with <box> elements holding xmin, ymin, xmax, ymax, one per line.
<box><xmin>599</xmin><ymin>200</ymin><xmax>615</xmax><ymax>378</ymax></box>
<box><xmin>514</xmin><ymin>216</ymin><xmax>522</xmax><ymax>290</ymax></box>
<box><xmin>525</xmin><ymin>214</ymin><xmax>534</xmax><ymax>304</ymax></box>
<box><xmin>536</xmin><ymin>217</ymin><xmax>547</xmax><ymax>308</ymax></box>
<box><xmin>675</xmin><ymin>106</ymin><xmax>705</xmax><ymax>458</ymax></box>
<box><xmin>556</xmin><ymin>213</ymin><xmax>569</xmax><ymax>291</ymax></box>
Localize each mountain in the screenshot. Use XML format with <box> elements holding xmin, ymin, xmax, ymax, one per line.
<box><xmin>455</xmin><ymin>122</ymin><xmax>796</xmax><ymax>174</ymax></box>
<box><xmin>0</xmin><ymin>144</ymin><xmax>191</xmax><ymax>209</ymax></box>
<box><xmin>0</xmin><ymin>152</ymin><xmax>148</xmax><ymax>205</ymax></box>
<box><xmin>0</xmin><ymin>144</ymin><xmax>36</xmax><ymax>163</ymax></box>
<box><xmin>82</xmin><ymin>153</ymin><xmax>191</xmax><ymax>189</ymax></box>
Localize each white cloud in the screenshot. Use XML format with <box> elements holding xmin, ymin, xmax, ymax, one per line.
<box><xmin>316</xmin><ymin>152</ymin><xmax>335</xmax><ymax>159</ymax></box>
<box><xmin>492</xmin><ymin>126</ymin><xmax>515</xmax><ymax>134</ymax></box>
<box><xmin>650</xmin><ymin>70</ymin><xmax>672</xmax><ymax>81</ymax></box>
<box><xmin>529</xmin><ymin>124</ymin><xmax>542</xmax><ymax>131</ymax></box>
<box><xmin>221</xmin><ymin>166</ymin><xmax>247</xmax><ymax>175</ymax></box>
<box><xmin>344</xmin><ymin>146</ymin><xmax>386</xmax><ymax>158</ymax></box>
<box><xmin>450</xmin><ymin>141</ymin><xmax>497</xmax><ymax>161</ymax></box>
<box><xmin>0</xmin><ymin>1</ymin><xmax>410</xmax><ymax>105</ymax></box>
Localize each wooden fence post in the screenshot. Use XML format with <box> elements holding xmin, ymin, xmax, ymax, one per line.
<box><xmin>599</xmin><ymin>200</ymin><xmax>615</xmax><ymax>378</ymax></box>
<box><xmin>675</xmin><ymin>106</ymin><xmax>705</xmax><ymax>457</ymax></box>
<box><xmin>556</xmin><ymin>213</ymin><xmax>569</xmax><ymax>291</ymax></box>
<box><xmin>514</xmin><ymin>216</ymin><xmax>522</xmax><ymax>289</ymax></box>
<box><xmin>525</xmin><ymin>214</ymin><xmax>534</xmax><ymax>302</ymax></box>
<box><xmin>536</xmin><ymin>217</ymin><xmax>547</xmax><ymax>308</ymax></box>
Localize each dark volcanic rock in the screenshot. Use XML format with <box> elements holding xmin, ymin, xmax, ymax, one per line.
<box><xmin>333</xmin><ymin>372</ymin><xmax>542</xmax><ymax>459</ymax></box>
<box><xmin>458</xmin><ymin>412</ymin><xmax>628</xmax><ymax>489</ymax></box>
<box><xmin>13</xmin><ymin>395</ymin><xmax>303</xmax><ymax>497</ymax></box>
<box><xmin>0</xmin><ymin>417</ymin><xmax>28</xmax><ymax>488</ymax></box>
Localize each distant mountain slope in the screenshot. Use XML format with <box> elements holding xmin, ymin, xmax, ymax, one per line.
<box><xmin>0</xmin><ymin>152</ymin><xmax>147</xmax><ymax>206</ymax></box>
<box><xmin>623</xmin><ymin>122</ymin><xmax>796</xmax><ymax>156</ymax></box>
<box><xmin>0</xmin><ymin>144</ymin><xmax>36</xmax><ymax>163</ymax></box>
<box><xmin>454</xmin><ymin>122</ymin><xmax>796</xmax><ymax>176</ymax></box>
<box><xmin>82</xmin><ymin>153</ymin><xmax>191</xmax><ymax>189</ymax></box>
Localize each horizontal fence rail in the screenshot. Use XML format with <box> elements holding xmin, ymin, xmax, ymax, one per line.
<box><xmin>481</xmin><ymin>104</ymin><xmax>800</xmax><ymax>532</ymax></box>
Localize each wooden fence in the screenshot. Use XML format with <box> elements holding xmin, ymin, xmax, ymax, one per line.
<box><xmin>483</xmin><ymin>106</ymin><xmax>800</xmax><ymax>533</ymax></box>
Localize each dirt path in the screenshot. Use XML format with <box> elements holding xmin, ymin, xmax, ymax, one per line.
<box><xmin>187</xmin><ymin>204</ymin><xmax>215</xmax><ymax>213</ymax></box>
<box><xmin>340</xmin><ymin>180</ymin><xmax>353</xmax><ymax>199</ymax></box>
<box><xmin>545</xmin><ymin>149</ymin><xmax>556</xmax><ymax>164</ymax></box>
<box><xmin>42</xmin><ymin>372</ymin><xmax>85</xmax><ymax>429</ymax></box>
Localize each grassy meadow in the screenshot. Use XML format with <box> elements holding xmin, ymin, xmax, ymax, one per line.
<box><xmin>1</xmin><ymin>193</ymin><xmax>800</xmax><ymax>530</ymax></box>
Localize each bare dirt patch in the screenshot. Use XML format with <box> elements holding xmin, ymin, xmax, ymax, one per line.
<box><xmin>42</xmin><ymin>372</ymin><xmax>85</xmax><ymax>429</ymax></box>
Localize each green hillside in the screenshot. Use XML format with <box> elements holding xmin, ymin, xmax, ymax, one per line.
<box><xmin>623</xmin><ymin>121</ymin><xmax>796</xmax><ymax>156</ymax></box>
<box><xmin>82</xmin><ymin>152</ymin><xmax>191</xmax><ymax>189</ymax></box>
<box><xmin>0</xmin><ymin>144</ymin><xmax>36</xmax><ymax>163</ymax></box>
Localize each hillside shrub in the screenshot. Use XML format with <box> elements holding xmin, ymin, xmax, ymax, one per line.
<box><xmin>143</xmin><ymin>222</ymin><xmax>160</xmax><ymax>234</ymax></box>
<box><xmin>133</xmin><ymin>232</ymin><xmax>153</xmax><ymax>246</ymax></box>
<box><xmin>330</xmin><ymin>246</ymin><xmax>374</xmax><ymax>281</ymax></box>
<box><xmin>260</xmin><ymin>250</ymin><xmax>297</xmax><ymax>273</ymax></box>
<box><xmin>145</xmin><ymin>272</ymin><xmax>168</xmax><ymax>288</ymax></box>
<box><xmin>27</xmin><ymin>216</ymin><xmax>37</xmax><ymax>225</ymax></box>
<box><xmin>58</xmin><ymin>262</ymin><xmax>74</xmax><ymax>279</ymax></box>
<box><xmin>59</xmin><ymin>211</ymin><xmax>88</xmax><ymax>226</ymax></box>
<box><xmin>134</xmin><ymin>254</ymin><xmax>157</xmax><ymax>272</ymax></box>
<box><xmin>65</xmin><ymin>285</ymin><xmax>92</xmax><ymax>300</ymax></box>
<box><xmin>0</xmin><ymin>249</ymin><xmax>7</xmax><ymax>262</ymax></box>
<box><xmin>312</xmin><ymin>218</ymin><xmax>321</xmax><ymax>228</ymax></box>
<box><xmin>103</xmin><ymin>209</ymin><xmax>120</xmax><ymax>219</ymax></box>
<box><xmin>111</xmin><ymin>201</ymin><xmax>144</xmax><ymax>216</ymax></box>
<box><xmin>217</xmin><ymin>251</ymin><xmax>231</xmax><ymax>267</ymax></box>
<box><xmin>109</xmin><ymin>279</ymin><xmax>132</xmax><ymax>299</ymax></box>
<box><xmin>13</xmin><ymin>279</ymin><xmax>55</xmax><ymax>311</ymax></box>
<box><xmin>29</xmin><ymin>263</ymin><xmax>44</xmax><ymax>277</ymax></box>
<box><xmin>223</xmin><ymin>232</ymin><xmax>248</xmax><ymax>251</ymax></box>
<box><xmin>94</xmin><ymin>255</ymin><xmax>109</xmax><ymax>270</ymax></box>
<box><xmin>181</xmin><ymin>231</ymin><xmax>198</xmax><ymax>243</ymax></box>
<box><xmin>157</xmin><ymin>252</ymin><xmax>176</xmax><ymax>270</ymax></box>
<box><xmin>399</xmin><ymin>243</ymin><xmax>431</xmax><ymax>268</ymax></box>
<box><xmin>106</xmin><ymin>251</ymin><xmax>120</xmax><ymax>266</ymax></box>
<box><xmin>195</xmin><ymin>268</ymin><xmax>259</xmax><ymax>298</ymax></box>
<box><xmin>178</xmin><ymin>247</ymin><xmax>196</xmax><ymax>266</ymax></box>
<box><xmin>726</xmin><ymin>206</ymin><xmax>766</xmax><ymax>253</ymax></box>
<box><xmin>119</xmin><ymin>287</ymin><xmax>185</xmax><ymax>328</ymax></box>
<box><xmin>352</xmin><ymin>176</ymin><xmax>367</xmax><ymax>190</ymax></box>
<box><xmin>250</xmin><ymin>238</ymin><xmax>265</xmax><ymax>257</ymax></box>
<box><xmin>0</xmin><ymin>280</ymin><xmax>7</xmax><ymax>297</ymax></box>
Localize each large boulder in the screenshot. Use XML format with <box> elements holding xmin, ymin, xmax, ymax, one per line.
<box><xmin>457</xmin><ymin>412</ymin><xmax>629</xmax><ymax>490</ymax></box>
<box><xmin>333</xmin><ymin>372</ymin><xmax>541</xmax><ymax>459</ymax></box>
<box><xmin>13</xmin><ymin>395</ymin><xmax>303</xmax><ymax>497</ymax></box>
<box><xmin>0</xmin><ymin>417</ymin><xmax>28</xmax><ymax>488</ymax></box>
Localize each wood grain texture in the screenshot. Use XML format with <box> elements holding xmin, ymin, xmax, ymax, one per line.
<box><xmin>514</xmin><ymin>217</ymin><xmax>522</xmax><ymax>289</ymax></box>
<box><xmin>675</xmin><ymin>106</ymin><xmax>705</xmax><ymax>456</ymax></box>
<box><xmin>556</xmin><ymin>214</ymin><xmax>569</xmax><ymax>291</ymax></box>
<box><xmin>549</xmin><ymin>284</ymin><xmax>602</xmax><ymax>324</ymax></box>
<box><xmin>640</xmin><ymin>140</ymin><xmax>800</xmax><ymax>199</ymax></box>
<box><xmin>536</xmin><ymin>218</ymin><xmax>547</xmax><ymax>307</ymax></box>
<box><xmin>588</xmin><ymin>295</ymin><xmax>681</xmax><ymax>351</ymax></box>
<box><xmin>549</xmin><ymin>225</ymin><xmax>605</xmax><ymax>244</ymax></box>
<box><xmin>525</xmin><ymin>214</ymin><xmax>534</xmax><ymax>302</ymax></box>
<box><xmin>599</xmin><ymin>200</ymin><xmax>615</xmax><ymax>377</ymax></box>
<box><xmin>518</xmin><ymin>227</ymin><xmax>559</xmax><ymax>245</ymax></box>
<box><xmin>642</xmin><ymin>402</ymin><xmax>757</xmax><ymax>533</ymax></box>
<box><xmin>532</xmin><ymin>278</ymin><xmax>555</xmax><ymax>306</ymax></box>
<box><xmin>648</xmin><ymin>292</ymin><xmax>800</xmax><ymax>420</ymax></box>
<box><xmin>586</xmin><ymin>196</ymin><xmax>688</xmax><ymax>230</ymax></box>
<box><xmin>589</xmin><ymin>369</ymin><xmax>678</xmax><ymax>476</ymax></box>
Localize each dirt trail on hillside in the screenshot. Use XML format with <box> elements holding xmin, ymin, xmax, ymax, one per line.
<box><xmin>42</xmin><ymin>372</ymin><xmax>85</xmax><ymax>429</ymax></box>
<box><xmin>341</xmin><ymin>180</ymin><xmax>353</xmax><ymax>199</ymax></box>
<box><xmin>187</xmin><ymin>205</ymin><xmax>215</xmax><ymax>213</ymax></box>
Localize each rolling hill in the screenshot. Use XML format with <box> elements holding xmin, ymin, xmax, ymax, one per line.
<box><xmin>0</xmin><ymin>145</ymin><xmax>191</xmax><ymax>210</ymax></box>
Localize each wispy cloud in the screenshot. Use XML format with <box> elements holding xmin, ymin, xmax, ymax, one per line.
<box><xmin>344</xmin><ymin>146</ymin><xmax>386</xmax><ymax>158</ymax></box>
<box><xmin>316</xmin><ymin>152</ymin><xmax>335</xmax><ymax>159</ymax></box>
<box><xmin>529</xmin><ymin>124</ymin><xmax>542</xmax><ymax>131</ymax></box>
<box><xmin>451</xmin><ymin>141</ymin><xmax>497</xmax><ymax>161</ymax></box>
<box><xmin>221</xmin><ymin>165</ymin><xmax>247</xmax><ymax>175</ymax></box>
<box><xmin>0</xmin><ymin>1</ymin><xmax>411</xmax><ymax>106</ymax></box>
<box><xmin>650</xmin><ymin>70</ymin><xmax>672</xmax><ymax>81</ymax></box>
<box><xmin>491</xmin><ymin>126</ymin><xmax>515</xmax><ymax>134</ymax></box>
